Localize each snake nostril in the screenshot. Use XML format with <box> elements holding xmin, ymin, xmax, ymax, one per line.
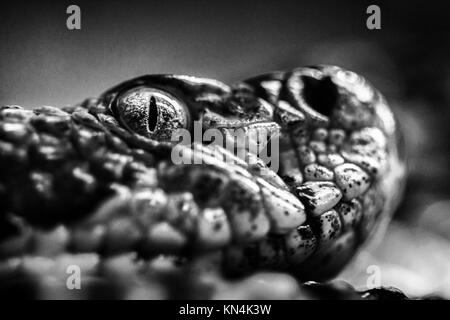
<box><xmin>301</xmin><ymin>76</ymin><xmax>339</xmax><ymax>117</ymax></box>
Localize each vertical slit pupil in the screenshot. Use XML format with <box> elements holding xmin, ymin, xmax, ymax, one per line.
<box><xmin>148</xmin><ymin>96</ymin><xmax>158</xmax><ymax>132</ymax></box>
<box><xmin>301</xmin><ymin>76</ymin><xmax>339</xmax><ymax>117</ymax></box>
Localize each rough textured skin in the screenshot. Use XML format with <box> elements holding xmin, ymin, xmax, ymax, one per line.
<box><xmin>0</xmin><ymin>66</ymin><xmax>407</xmax><ymax>298</ymax></box>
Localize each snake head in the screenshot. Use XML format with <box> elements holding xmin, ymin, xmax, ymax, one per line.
<box><xmin>79</xmin><ymin>67</ymin><xmax>407</xmax><ymax>281</ymax></box>
<box><xmin>0</xmin><ymin>66</ymin><xmax>406</xmax><ymax>287</ymax></box>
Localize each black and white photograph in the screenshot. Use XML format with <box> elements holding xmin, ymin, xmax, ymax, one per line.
<box><xmin>0</xmin><ymin>0</ymin><xmax>449</xmax><ymax>305</ymax></box>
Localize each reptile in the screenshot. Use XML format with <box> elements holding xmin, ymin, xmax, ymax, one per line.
<box><xmin>0</xmin><ymin>65</ymin><xmax>407</xmax><ymax>299</ymax></box>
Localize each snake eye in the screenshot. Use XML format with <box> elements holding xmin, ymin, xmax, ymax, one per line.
<box><xmin>113</xmin><ymin>87</ymin><xmax>188</xmax><ymax>141</ymax></box>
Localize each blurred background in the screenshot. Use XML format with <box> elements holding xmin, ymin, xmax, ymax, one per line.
<box><xmin>0</xmin><ymin>0</ymin><xmax>449</xmax><ymax>297</ymax></box>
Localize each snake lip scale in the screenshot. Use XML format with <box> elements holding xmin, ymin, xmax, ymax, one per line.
<box><xmin>0</xmin><ymin>65</ymin><xmax>406</xmax><ymax>295</ymax></box>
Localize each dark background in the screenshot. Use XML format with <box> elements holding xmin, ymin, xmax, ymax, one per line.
<box><xmin>0</xmin><ymin>0</ymin><xmax>449</xmax><ymax>297</ymax></box>
<box><xmin>0</xmin><ymin>0</ymin><xmax>447</xmax><ymax>107</ymax></box>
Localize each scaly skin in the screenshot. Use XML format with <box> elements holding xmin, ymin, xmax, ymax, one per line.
<box><xmin>0</xmin><ymin>66</ymin><xmax>406</xmax><ymax>297</ymax></box>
